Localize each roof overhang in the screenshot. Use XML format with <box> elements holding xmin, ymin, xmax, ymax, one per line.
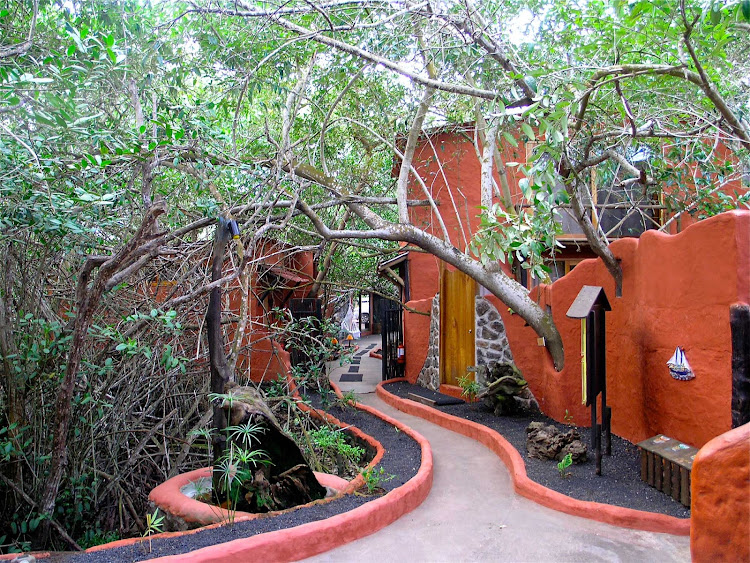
<box><xmin>377</xmin><ymin>252</ymin><xmax>409</xmax><ymax>288</ymax></box>
<box><xmin>259</xmin><ymin>264</ymin><xmax>310</xmax><ymax>284</ymax></box>
<box><xmin>377</xmin><ymin>252</ymin><xmax>409</xmax><ymax>274</ymax></box>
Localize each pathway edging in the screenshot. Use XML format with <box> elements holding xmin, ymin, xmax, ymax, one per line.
<box><xmin>13</xmin><ymin>380</ymin><xmax>434</xmax><ymax>562</ymax></box>
<box><xmin>145</xmin><ymin>390</ymin><xmax>433</xmax><ymax>562</ymax></box>
<box><xmin>377</xmin><ymin>378</ymin><xmax>690</xmax><ymax>536</ymax></box>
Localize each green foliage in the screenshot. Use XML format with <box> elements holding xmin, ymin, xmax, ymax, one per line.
<box><xmin>78</xmin><ymin>529</ymin><xmax>120</xmax><ymax>550</ymax></box>
<box><xmin>338</xmin><ymin>391</ymin><xmax>358</xmax><ymax>409</ymax></box>
<box><xmin>216</xmin><ymin>443</ymin><xmax>271</xmax><ymax>514</ymax></box>
<box><xmin>142</xmin><ymin>508</ymin><xmax>164</xmax><ymax>552</ymax></box>
<box><xmin>271</xmin><ymin>310</ymin><xmax>351</xmax><ymax>404</ymax></box>
<box><xmin>563</xmin><ymin>409</ymin><xmax>574</xmax><ymax>425</ymax></box>
<box><xmin>264</xmin><ymin>376</ymin><xmax>289</xmax><ymax>398</ymax></box>
<box><xmin>188</xmin><ymin>427</ymin><xmax>214</xmax><ymax>461</ymax></box>
<box><xmin>0</xmin><ymin>423</ymin><xmax>30</xmax><ymax>463</ymax></box>
<box><xmin>3</xmin><ymin>511</ymin><xmax>45</xmax><ymax>553</ymax></box>
<box><xmin>310</xmin><ymin>426</ymin><xmax>365</xmax><ymax>464</ymax></box>
<box><xmin>208</xmin><ymin>390</ymin><xmax>236</xmax><ymax>410</ymax></box>
<box><xmin>191</xmin><ymin>414</ymin><xmax>270</xmax><ymax>515</ymax></box>
<box><xmin>557</xmin><ymin>453</ymin><xmax>573</xmax><ymax>478</ymax></box>
<box><xmin>469</xmin><ymin>199</ymin><xmax>563</xmax><ymax>283</ymax></box>
<box><xmin>228</xmin><ymin>421</ymin><xmax>266</xmax><ymax>449</ymax></box>
<box><xmin>458</xmin><ymin>373</ymin><xmax>480</xmax><ymax>401</ymax></box>
<box><xmin>0</xmin><ymin>533</ymin><xmax>30</xmax><ymax>555</ymax></box>
<box><xmin>359</xmin><ymin>466</ymin><xmax>395</xmax><ymax>494</ymax></box>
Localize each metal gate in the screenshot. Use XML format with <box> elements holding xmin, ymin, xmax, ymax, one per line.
<box><xmin>288</xmin><ymin>298</ymin><xmax>322</xmax><ymax>368</ymax></box>
<box><xmin>381</xmin><ymin>303</ymin><xmax>404</xmax><ymax>381</ymax></box>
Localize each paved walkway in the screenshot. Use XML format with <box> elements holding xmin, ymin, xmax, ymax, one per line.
<box><xmin>311</xmin><ymin>334</ymin><xmax>691</xmax><ymax>563</ymax></box>
<box><xmin>331</xmin><ymin>333</ymin><xmax>384</xmax><ymax>394</ymax></box>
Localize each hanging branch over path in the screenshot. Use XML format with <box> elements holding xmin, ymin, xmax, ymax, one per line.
<box><xmin>294</xmin><ymin>194</ymin><xmax>565</xmax><ymax>370</ymax></box>
<box><xmin>207</xmin><ymin>218</ymin><xmax>234</xmax><ymax>497</ymax></box>
<box><xmin>572</xmin><ymin>63</ymin><xmax>750</xmax><ymax>148</ymax></box>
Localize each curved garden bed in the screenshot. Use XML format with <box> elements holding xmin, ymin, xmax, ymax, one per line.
<box><xmin>44</xmin><ymin>386</ymin><xmax>432</xmax><ymax>562</ymax></box>
<box><xmin>378</xmin><ymin>378</ymin><xmax>690</xmax><ymax>536</ymax></box>
<box><xmin>148</xmin><ymin>468</ymin><xmax>350</xmax><ymax>528</ymax></box>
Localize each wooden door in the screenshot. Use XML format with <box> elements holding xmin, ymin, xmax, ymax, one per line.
<box><xmin>439</xmin><ymin>269</ymin><xmax>476</xmax><ymax>386</ymax></box>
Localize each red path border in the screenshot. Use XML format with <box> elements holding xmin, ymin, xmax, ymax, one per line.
<box><xmin>377</xmin><ymin>378</ymin><xmax>690</xmax><ymax>536</ymax></box>
<box><xmin>145</xmin><ymin>383</ymin><xmax>433</xmax><ymax>562</ymax></box>
<box><xmin>145</xmin><ymin>468</ymin><xmax>350</xmax><ymax>528</ymax></box>
<box><xmin>1</xmin><ymin>382</ymin><xmax>434</xmax><ymax>562</ymax></box>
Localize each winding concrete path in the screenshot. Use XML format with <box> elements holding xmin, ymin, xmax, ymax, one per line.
<box><xmin>309</xmin><ymin>335</ymin><xmax>690</xmax><ymax>563</ymax></box>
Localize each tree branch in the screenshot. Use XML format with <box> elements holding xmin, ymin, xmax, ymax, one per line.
<box><xmin>187</xmin><ymin>4</ymin><xmax>500</xmax><ymax>100</ymax></box>
<box><xmin>0</xmin><ymin>0</ymin><xmax>38</xmax><ymax>59</ymax></box>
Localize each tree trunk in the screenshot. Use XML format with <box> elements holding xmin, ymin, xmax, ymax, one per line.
<box><xmin>220</xmin><ymin>385</ymin><xmax>326</xmax><ymax>511</ymax></box>
<box><xmin>0</xmin><ymin>244</ymin><xmax>23</xmax><ymax>483</ymax></box>
<box><xmin>39</xmin><ymin>291</ymin><xmax>95</xmax><ymax>522</ymax></box>
<box><xmin>567</xmin><ymin>178</ymin><xmax>623</xmax><ymax>295</ymax></box>
<box><xmin>207</xmin><ymin>218</ymin><xmax>234</xmax><ymax>499</ymax></box>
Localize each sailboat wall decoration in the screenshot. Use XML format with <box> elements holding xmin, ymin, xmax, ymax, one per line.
<box><xmin>667</xmin><ymin>347</ymin><xmax>694</xmax><ymax>380</ymax></box>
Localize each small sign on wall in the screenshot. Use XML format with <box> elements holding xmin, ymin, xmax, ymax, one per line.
<box><xmin>667</xmin><ymin>347</ymin><xmax>694</xmax><ymax>380</ymax></box>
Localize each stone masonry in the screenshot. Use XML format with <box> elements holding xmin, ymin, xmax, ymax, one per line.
<box><xmin>474</xmin><ymin>296</ymin><xmax>514</xmax><ymax>387</ymax></box>
<box><xmin>417</xmin><ymin>294</ymin><xmax>513</xmax><ymax>391</ymax></box>
<box><xmin>417</xmin><ymin>295</ymin><xmax>441</xmax><ymax>390</ymax></box>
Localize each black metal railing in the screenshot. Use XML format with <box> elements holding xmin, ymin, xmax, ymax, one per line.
<box><xmin>381</xmin><ymin>303</ymin><xmax>404</xmax><ymax>381</ymax></box>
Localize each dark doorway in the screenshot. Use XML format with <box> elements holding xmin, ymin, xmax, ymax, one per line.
<box><xmin>381</xmin><ymin>302</ymin><xmax>404</xmax><ymax>381</ymax></box>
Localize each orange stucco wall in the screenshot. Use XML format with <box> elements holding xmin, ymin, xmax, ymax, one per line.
<box><xmin>500</xmin><ymin>211</ymin><xmax>749</xmax><ymax>448</ymax></box>
<box><xmin>224</xmin><ymin>241</ymin><xmax>316</xmax><ymax>383</ymax></box>
<box><xmin>408</xmin><ymin>252</ymin><xmax>441</xmax><ymax>302</ymax></box>
<box><xmin>402</xmin><ymin>208</ymin><xmax>748</xmax><ymax>448</ymax></box>
<box><xmin>406</xmin><ymin>128</ymin><xmax>526</xmax><ymax>260</ymax></box>
<box><xmin>690</xmin><ymin>422</ymin><xmax>750</xmax><ymax>562</ymax></box>
<box><xmin>403</xmin><ymin>298</ymin><xmax>432</xmax><ymax>383</ymax></box>
<box><xmin>402</xmin><ymin>211</ymin><xmax>748</xmax><ymax>446</ymax></box>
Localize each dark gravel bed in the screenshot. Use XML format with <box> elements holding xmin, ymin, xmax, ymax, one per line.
<box><xmin>59</xmin><ymin>397</ymin><xmax>421</xmax><ymax>562</ymax></box>
<box><xmin>386</xmin><ymin>381</ymin><xmax>690</xmax><ymax>519</ymax></box>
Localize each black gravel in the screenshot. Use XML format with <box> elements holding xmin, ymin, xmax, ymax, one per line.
<box><xmin>386</xmin><ymin>381</ymin><xmax>690</xmax><ymax>519</ymax></box>
<box><xmin>57</xmin><ymin>397</ymin><xmax>421</xmax><ymax>562</ymax></box>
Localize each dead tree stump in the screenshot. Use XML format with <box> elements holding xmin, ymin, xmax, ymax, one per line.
<box><xmin>476</xmin><ymin>363</ymin><xmax>540</xmax><ymax>416</ymax></box>
<box><xmin>219</xmin><ymin>384</ymin><xmax>327</xmax><ymax>512</ymax></box>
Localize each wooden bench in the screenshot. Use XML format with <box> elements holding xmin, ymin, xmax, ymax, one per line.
<box><xmin>637</xmin><ymin>435</ymin><xmax>698</xmax><ymax>507</ymax></box>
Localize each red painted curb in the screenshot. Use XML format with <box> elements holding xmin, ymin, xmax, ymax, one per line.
<box><xmin>144</xmin><ymin>395</ymin><xmax>433</xmax><ymax>562</ymax></box>
<box><xmin>76</xmin><ymin>385</ymin><xmax>432</xmax><ymax>561</ymax></box>
<box><xmin>146</xmin><ymin>468</ymin><xmax>349</xmax><ymax>528</ymax></box>
<box><xmin>377</xmin><ymin>378</ymin><xmax>690</xmax><ymax>536</ymax></box>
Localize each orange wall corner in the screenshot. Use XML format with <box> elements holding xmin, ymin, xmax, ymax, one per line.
<box><xmin>690</xmin><ymin>422</ymin><xmax>750</xmax><ymax>563</ymax></box>
<box><xmin>404</xmin><ymin>297</ymin><xmax>434</xmax><ymax>384</ymax></box>
<box><xmin>407</xmin><ymin>252</ymin><xmax>441</xmax><ymax>302</ymax></box>
<box><xmin>732</xmin><ymin>210</ymin><xmax>750</xmax><ymax>303</ymax></box>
